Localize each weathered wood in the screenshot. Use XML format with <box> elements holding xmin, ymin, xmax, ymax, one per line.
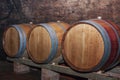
<box><xmin>7</xmin><ymin>57</ymin><xmax>120</xmax><ymax>80</ymax></box>
<box><xmin>109</xmin><ymin>66</ymin><xmax>120</xmax><ymax>74</ymax></box>
<box><xmin>50</xmin><ymin>55</ymin><xmax>64</xmax><ymax>64</ymax></box>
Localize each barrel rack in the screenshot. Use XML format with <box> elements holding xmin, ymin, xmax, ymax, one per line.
<box><xmin>7</xmin><ymin>57</ymin><xmax>120</xmax><ymax>80</ymax></box>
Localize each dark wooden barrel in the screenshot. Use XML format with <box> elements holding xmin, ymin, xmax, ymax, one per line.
<box><xmin>62</xmin><ymin>19</ymin><xmax>120</xmax><ymax>72</ymax></box>
<box><xmin>27</xmin><ymin>21</ymin><xmax>69</xmax><ymax>63</ymax></box>
<box><xmin>103</xmin><ymin>21</ymin><xmax>120</xmax><ymax>70</ymax></box>
<box><xmin>3</xmin><ymin>24</ymin><xmax>34</xmax><ymax>57</ymax></box>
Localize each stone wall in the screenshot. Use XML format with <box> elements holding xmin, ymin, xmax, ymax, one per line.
<box><xmin>20</xmin><ymin>0</ymin><xmax>120</xmax><ymax>25</ymax></box>
<box><xmin>0</xmin><ymin>0</ymin><xmax>120</xmax><ymax>24</ymax></box>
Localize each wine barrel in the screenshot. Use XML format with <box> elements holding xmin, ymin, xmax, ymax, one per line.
<box><xmin>62</xmin><ymin>19</ymin><xmax>120</xmax><ymax>72</ymax></box>
<box><xmin>3</xmin><ymin>24</ymin><xmax>34</xmax><ymax>57</ymax></box>
<box><xmin>27</xmin><ymin>21</ymin><xmax>69</xmax><ymax>63</ymax></box>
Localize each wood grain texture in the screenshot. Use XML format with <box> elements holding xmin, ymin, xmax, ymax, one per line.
<box><xmin>28</xmin><ymin>26</ymin><xmax>51</xmax><ymax>62</ymax></box>
<box><xmin>63</xmin><ymin>24</ymin><xmax>104</xmax><ymax>71</ymax></box>
<box><xmin>3</xmin><ymin>27</ymin><xmax>19</xmax><ymax>57</ymax></box>
<box><xmin>27</xmin><ymin>22</ymin><xmax>69</xmax><ymax>63</ymax></box>
<box><xmin>48</xmin><ymin>22</ymin><xmax>69</xmax><ymax>58</ymax></box>
<box><xmin>3</xmin><ymin>24</ymin><xmax>33</xmax><ymax>57</ymax></box>
<box><xmin>62</xmin><ymin>20</ymin><xmax>120</xmax><ymax>72</ymax></box>
<box><xmin>19</xmin><ymin>24</ymin><xmax>34</xmax><ymax>36</ymax></box>
<box><xmin>92</xmin><ymin>20</ymin><xmax>118</xmax><ymax>70</ymax></box>
<box><xmin>102</xmin><ymin>20</ymin><xmax>120</xmax><ymax>70</ymax></box>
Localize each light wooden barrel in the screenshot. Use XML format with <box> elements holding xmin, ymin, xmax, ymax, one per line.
<box><xmin>27</xmin><ymin>22</ymin><xmax>69</xmax><ymax>63</ymax></box>
<box><xmin>62</xmin><ymin>19</ymin><xmax>120</xmax><ymax>72</ymax></box>
<box><xmin>3</xmin><ymin>24</ymin><xmax>33</xmax><ymax>57</ymax></box>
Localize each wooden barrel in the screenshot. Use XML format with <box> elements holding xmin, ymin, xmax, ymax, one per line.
<box><xmin>3</xmin><ymin>24</ymin><xmax>33</xmax><ymax>57</ymax></box>
<box><xmin>62</xmin><ymin>19</ymin><xmax>120</xmax><ymax>72</ymax></box>
<box><xmin>27</xmin><ymin>21</ymin><xmax>69</xmax><ymax>63</ymax></box>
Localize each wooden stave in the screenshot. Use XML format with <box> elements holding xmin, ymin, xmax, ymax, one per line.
<box><xmin>48</xmin><ymin>22</ymin><xmax>69</xmax><ymax>59</ymax></box>
<box><xmin>92</xmin><ymin>20</ymin><xmax>119</xmax><ymax>70</ymax></box>
<box><xmin>38</xmin><ymin>23</ymin><xmax>59</xmax><ymax>63</ymax></box>
<box><xmin>62</xmin><ymin>19</ymin><xmax>119</xmax><ymax>72</ymax></box>
<box><xmin>27</xmin><ymin>25</ymin><xmax>52</xmax><ymax>63</ymax></box>
<box><xmin>27</xmin><ymin>22</ymin><xmax>69</xmax><ymax>63</ymax></box>
<box><xmin>3</xmin><ymin>24</ymin><xmax>33</xmax><ymax>57</ymax></box>
<box><xmin>103</xmin><ymin>21</ymin><xmax>120</xmax><ymax>70</ymax></box>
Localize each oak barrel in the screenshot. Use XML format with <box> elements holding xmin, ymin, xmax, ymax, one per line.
<box><xmin>62</xmin><ymin>19</ymin><xmax>120</xmax><ymax>72</ymax></box>
<box><xmin>27</xmin><ymin>21</ymin><xmax>69</xmax><ymax>63</ymax></box>
<box><xmin>3</xmin><ymin>24</ymin><xmax>33</xmax><ymax>57</ymax></box>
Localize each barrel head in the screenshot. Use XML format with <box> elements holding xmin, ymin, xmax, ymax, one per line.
<box><xmin>3</xmin><ymin>27</ymin><xmax>19</xmax><ymax>57</ymax></box>
<box><xmin>62</xmin><ymin>23</ymin><xmax>104</xmax><ymax>71</ymax></box>
<box><xmin>28</xmin><ymin>26</ymin><xmax>51</xmax><ymax>63</ymax></box>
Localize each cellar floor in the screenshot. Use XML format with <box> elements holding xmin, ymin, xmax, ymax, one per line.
<box><xmin>0</xmin><ymin>60</ymin><xmax>41</xmax><ymax>80</ymax></box>
<box><xmin>0</xmin><ymin>60</ymin><xmax>87</xmax><ymax>80</ymax></box>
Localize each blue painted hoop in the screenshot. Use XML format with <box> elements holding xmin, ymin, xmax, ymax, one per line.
<box><xmin>56</xmin><ymin>22</ymin><xmax>66</xmax><ymax>32</ymax></box>
<box><xmin>38</xmin><ymin>23</ymin><xmax>58</xmax><ymax>63</ymax></box>
<box><xmin>12</xmin><ymin>25</ymin><xmax>26</xmax><ymax>57</ymax></box>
